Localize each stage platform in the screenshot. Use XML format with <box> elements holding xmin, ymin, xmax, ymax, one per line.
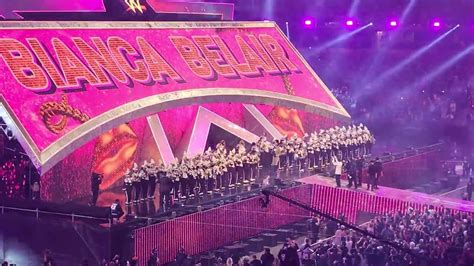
<box><xmin>67</xmin><ymin>145</ymin><xmax>443</xmax><ymax>228</ymax></box>
<box><xmin>100</xmin><ymin>167</ymin><xmax>313</xmax><ymax>229</ymax></box>
<box><xmin>299</xmin><ymin>175</ymin><xmax>474</xmax><ymax>224</ymax></box>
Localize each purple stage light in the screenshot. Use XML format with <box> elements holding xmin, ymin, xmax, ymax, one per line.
<box><xmin>390</xmin><ymin>20</ymin><xmax>398</xmax><ymax>27</ymax></box>
<box><xmin>304</xmin><ymin>19</ymin><xmax>313</xmax><ymax>26</ymax></box>
<box><xmin>433</xmin><ymin>21</ymin><xmax>441</xmax><ymax>27</ymax></box>
<box><xmin>346</xmin><ymin>20</ymin><xmax>354</xmax><ymax>26</ymax></box>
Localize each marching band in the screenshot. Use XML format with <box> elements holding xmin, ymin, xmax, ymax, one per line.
<box><xmin>121</xmin><ymin>124</ymin><xmax>375</xmax><ymax>206</ymax></box>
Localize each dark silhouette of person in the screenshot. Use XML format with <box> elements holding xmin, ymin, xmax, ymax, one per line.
<box><xmin>90</xmin><ymin>172</ymin><xmax>102</xmax><ymax>206</ymax></box>
<box><xmin>260</xmin><ymin>248</ymin><xmax>275</xmax><ymax>266</ymax></box>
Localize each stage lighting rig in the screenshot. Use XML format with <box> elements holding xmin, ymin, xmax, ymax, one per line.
<box><xmin>0</xmin><ymin>120</ymin><xmax>15</xmax><ymax>141</ymax></box>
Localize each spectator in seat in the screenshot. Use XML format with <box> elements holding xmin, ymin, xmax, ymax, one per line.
<box><xmin>250</xmin><ymin>254</ymin><xmax>262</xmax><ymax>266</ymax></box>
<box><xmin>300</xmin><ymin>238</ymin><xmax>314</xmax><ymax>266</ymax></box>
<box><xmin>466</xmin><ymin>178</ymin><xmax>473</xmax><ymax>201</ymax></box>
<box><xmin>260</xmin><ymin>248</ymin><xmax>275</xmax><ymax>266</ymax></box>
<box><xmin>147</xmin><ymin>249</ymin><xmax>159</xmax><ymax>266</ymax></box>
<box><xmin>175</xmin><ymin>246</ymin><xmax>187</xmax><ymax>266</ymax></box>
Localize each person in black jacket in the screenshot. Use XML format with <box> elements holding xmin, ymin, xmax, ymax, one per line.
<box><xmin>374</xmin><ymin>157</ymin><xmax>383</xmax><ymax>189</ymax></box>
<box><xmin>175</xmin><ymin>246</ymin><xmax>187</xmax><ymax>266</ymax></box>
<box><xmin>89</xmin><ymin>172</ymin><xmax>102</xmax><ymax>206</ymax></box>
<box><xmin>250</xmin><ymin>255</ymin><xmax>263</xmax><ymax>266</ymax></box>
<box><xmin>356</xmin><ymin>156</ymin><xmax>364</xmax><ymax>187</ymax></box>
<box><xmin>367</xmin><ymin>160</ymin><xmax>377</xmax><ymax>191</ymax></box>
<box><xmin>260</xmin><ymin>248</ymin><xmax>275</xmax><ymax>266</ymax></box>
<box><xmin>467</xmin><ymin>178</ymin><xmax>473</xmax><ymax>201</ymax></box>
<box><xmin>148</xmin><ymin>249</ymin><xmax>159</xmax><ymax>266</ymax></box>
<box><xmin>159</xmin><ymin>171</ymin><xmax>173</xmax><ymax>208</ymax></box>
<box><xmin>278</xmin><ymin>243</ymin><xmax>289</xmax><ymax>266</ymax></box>
<box><xmin>346</xmin><ymin>159</ymin><xmax>358</xmax><ymax>189</ymax></box>
<box><xmin>286</xmin><ymin>240</ymin><xmax>300</xmax><ymax>266</ymax></box>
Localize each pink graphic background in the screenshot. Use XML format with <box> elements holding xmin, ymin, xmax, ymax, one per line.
<box><xmin>40</xmin><ymin>101</ymin><xmax>343</xmax><ymax>204</ymax></box>
<box><xmin>0</xmin><ymin>25</ymin><xmax>340</xmax><ymax>152</ymax></box>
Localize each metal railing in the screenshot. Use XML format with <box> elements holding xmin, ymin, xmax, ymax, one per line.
<box><xmin>0</xmin><ymin>205</ymin><xmax>109</xmax><ymax>224</ymax></box>
<box><xmin>377</xmin><ymin>142</ymin><xmax>443</xmax><ymax>163</ymax></box>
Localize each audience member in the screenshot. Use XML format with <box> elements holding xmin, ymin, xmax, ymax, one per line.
<box><xmin>260</xmin><ymin>248</ymin><xmax>275</xmax><ymax>266</ymax></box>
<box><xmin>250</xmin><ymin>254</ymin><xmax>263</xmax><ymax>266</ymax></box>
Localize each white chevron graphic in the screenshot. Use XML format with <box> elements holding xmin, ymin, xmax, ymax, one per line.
<box><xmin>174</xmin><ymin>106</ymin><xmax>260</xmax><ymax>158</ymax></box>
<box><xmin>243</xmin><ymin>104</ymin><xmax>284</xmax><ymax>140</ymax></box>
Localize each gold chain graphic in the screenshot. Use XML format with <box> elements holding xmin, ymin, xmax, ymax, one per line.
<box><xmin>39</xmin><ymin>94</ymin><xmax>90</xmax><ymax>134</ymax></box>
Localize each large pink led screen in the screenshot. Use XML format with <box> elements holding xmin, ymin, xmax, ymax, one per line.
<box><xmin>0</xmin><ymin>21</ymin><xmax>348</xmax><ymax>174</ymax></box>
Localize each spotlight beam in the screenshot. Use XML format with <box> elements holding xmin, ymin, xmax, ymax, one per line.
<box><xmin>263</xmin><ymin>0</ymin><xmax>274</xmax><ymax>20</ymax></box>
<box><xmin>400</xmin><ymin>0</ymin><xmax>417</xmax><ymax>23</ymax></box>
<box><xmin>348</xmin><ymin>0</ymin><xmax>361</xmax><ymax>17</ymax></box>
<box><xmin>357</xmin><ymin>0</ymin><xmax>419</xmax><ymax>87</ymax></box>
<box><xmin>400</xmin><ymin>45</ymin><xmax>474</xmax><ymax>95</ymax></box>
<box><xmin>310</xmin><ymin>23</ymin><xmax>373</xmax><ymax>55</ymax></box>
<box><xmin>368</xmin><ymin>45</ymin><xmax>473</xmax><ymax>119</ymax></box>
<box><xmin>368</xmin><ymin>25</ymin><xmax>459</xmax><ymax>89</ymax></box>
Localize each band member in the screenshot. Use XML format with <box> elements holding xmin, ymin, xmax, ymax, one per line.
<box><xmin>272</xmin><ymin>140</ymin><xmax>283</xmax><ymax>171</ymax></box>
<box><xmin>286</xmin><ymin>135</ymin><xmax>296</xmax><ymax>169</ymax></box>
<box><xmin>123</xmin><ymin>169</ymin><xmax>133</xmax><ymax>205</ymax></box>
<box><xmin>248</xmin><ymin>150</ymin><xmax>260</xmax><ymax>182</ymax></box>
<box><xmin>89</xmin><ymin>172</ymin><xmax>103</xmax><ymax>206</ymax></box>
<box><xmin>213</xmin><ymin>161</ymin><xmax>222</xmax><ymax>192</ymax></box>
<box><xmin>278</xmin><ymin>140</ymin><xmax>287</xmax><ymax>170</ymax></box>
<box><xmin>243</xmin><ymin>153</ymin><xmax>251</xmax><ymax>184</ymax></box>
<box><xmin>140</xmin><ymin>161</ymin><xmax>149</xmax><ymax>201</ymax></box>
<box><xmin>295</xmin><ymin>143</ymin><xmax>307</xmax><ymax>172</ymax></box>
<box><xmin>356</xmin><ymin>156</ymin><xmax>365</xmax><ymax>187</ymax></box>
<box><xmin>235</xmin><ymin>152</ymin><xmax>244</xmax><ymax>185</ymax></box>
<box><xmin>180</xmin><ymin>156</ymin><xmax>189</xmax><ymax>199</ymax></box>
<box><xmin>132</xmin><ymin>163</ymin><xmax>141</xmax><ymax>204</ymax></box>
<box><xmin>307</xmin><ymin>140</ymin><xmax>315</xmax><ymax>170</ymax></box>
<box><xmin>169</xmin><ymin>160</ymin><xmax>181</xmax><ymax>200</ymax></box>
<box><xmin>236</xmin><ymin>140</ymin><xmax>246</xmax><ymax>155</ymax></box>
<box><xmin>227</xmin><ymin>150</ymin><xmax>237</xmax><ymax>188</ymax></box>
<box><xmin>216</xmin><ymin>140</ymin><xmax>227</xmax><ymax>157</ymax></box>
<box><xmin>257</xmin><ymin>136</ymin><xmax>271</xmax><ymax>175</ymax></box>
<box><xmin>188</xmin><ymin>157</ymin><xmax>197</xmax><ymax>197</ymax></box>
<box><xmin>159</xmin><ymin>168</ymin><xmax>173</xmax><ymax>207</ymax></box>
<box><xmin>218</xmin><ymin>159</ymin><xmax>228</xmax><ymax>191</ymax></box>
<box><xmin>197</xmin><ymin>157</ymin><xmax>207</xmax><ymax>195</ymax></box>
<box><xmin>206</xmin><ymin>161</ymin><xmax>215</xmax><ymax>194</ymax></box>
<box><xmin>148</xmin><ymin>159</ymin><xmax>158</xmax><ymax>199</ymax></box>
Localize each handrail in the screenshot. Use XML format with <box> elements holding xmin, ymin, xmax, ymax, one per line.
<box><xmin>0</xmin><ymin>205</ymin><xmax>109</xmax><ymax>223</ymax></box>
<box><xmin>374</xmin><ymin>143</ymin><xmax>443</xmax><ymax>163</ymax></box>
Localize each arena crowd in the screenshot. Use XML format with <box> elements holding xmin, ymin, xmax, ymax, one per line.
<box><xmin>228</xmin><ymin>207</ymin><xmax>474</xmax><ymax>266</ymax></box>
<box><xmin>277</xmin><ymin>206</ymin><xmax>474</xmax><ymax>266</ymax></box>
